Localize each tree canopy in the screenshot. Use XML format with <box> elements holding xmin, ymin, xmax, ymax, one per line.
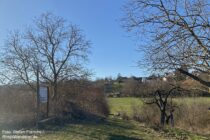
<box><xmin>1</xmin><ymin>13</ymin><xmax>91</xmax><ymax>97</ymax></box>
<box><xmin>122</xmin><ymin>0</ymin><xmax>210</xmax><ymax>87</ymax></box>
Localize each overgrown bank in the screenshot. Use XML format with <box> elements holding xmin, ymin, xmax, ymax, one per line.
<box><xmin>108</xmin><ymin>97</ymin><xmax>210</xmax><ymax>136</ymax></box>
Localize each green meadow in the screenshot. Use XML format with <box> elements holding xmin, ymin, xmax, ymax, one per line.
<box><xmin>108</xmin><ymin>97</ymin><xmax>210</xmax><ymax>115</ymax></box>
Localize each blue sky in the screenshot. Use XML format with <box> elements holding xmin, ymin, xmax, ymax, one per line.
<box><xmin>0</xmin><ymin>0</ymin><xmax>147</xmax><ymax>79</ymax></box>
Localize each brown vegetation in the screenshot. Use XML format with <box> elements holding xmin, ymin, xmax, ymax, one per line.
<box><xmin>0</xmin><ymin>81</ymin><xmax>109</xmax><ymax>128</ymax></box>
<box><xmin>132</xmin><ymin>101</ymin><xmax>210</xmax><ymax>135</ymax></box>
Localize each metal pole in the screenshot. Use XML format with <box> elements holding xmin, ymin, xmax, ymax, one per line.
<box><xmin>36</xmin><ymin>65</ymin><xmax>40</xmax><ymax>128</ymax></box>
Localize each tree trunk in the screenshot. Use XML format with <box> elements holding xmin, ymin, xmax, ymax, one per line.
<box><xmin>160</xmin><ymin>110</ymin><xmax>165</xmax><ymax>126</ymax></box>
<box><xmin>52</xmin><ymin>83</ymin><xmax>61</xmax><ymax>117</ymax></box>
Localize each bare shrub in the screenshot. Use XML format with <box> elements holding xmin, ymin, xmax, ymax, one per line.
<box><xmin>0</xmin><ymin>86</ymin><xmax>36</xmax><ymax>114</ymax></box>
<box><xmin>0</xmin><ymin>85</ymin><xmax>36</xmax><ymax>128</ymax></box>
<box><xmin>49</xmin><ymin>81</ymin><xmax>110</xmax><ymax>120</ymax></box>
<box><xmin>133</xmin><ymin>104</ymin><xmax>160</xmax><ymax>127</ymax></box>
<box><xmin>132</xmin><ymin>99</ymin><xmax>210</xmax><ymax>134</ymax></box>
<box><xmin>175</xmin><ymin>102</ymin><xmax>210</xmax><ymax>134</ymax></box>
<box><xmin>72</xmin><ymin>87</ymin><xmax>110</xmax><ymax>117</ymax></box>
<box><xmin>132</xmin><ymin>105</ymin><xmax>142</xmax><ymax>122</ymax></box>
<box><xmin>0</xmin><ymin>80</ymin><xmax>110</xmax><ymax>127</ymax></box>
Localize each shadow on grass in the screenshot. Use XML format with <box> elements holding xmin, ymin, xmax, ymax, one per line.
<box><xmin>38</xmin><ymin>110</ymin><xmax>107</xmax><ymax>131</ymax></box>
<box><xmin>38</xmin><ymin>115</ymin><xmax>145</xmax><ymax>139</ymax></box>
<box><xmin>0</xmin><ymin>111</ymin><xmax>146</xmax><ymax>140</ymax></box>
<box><xmin>109</xmin><ymin>134</ymin><xmax>143</xmax><ymax>140</ymax></box>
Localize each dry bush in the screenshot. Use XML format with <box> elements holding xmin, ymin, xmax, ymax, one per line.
<box><xmin>0</xmin><ymin>81</ymin><xmax>110</xmax><ymax>127</ymax></box>
<box><xmin>132</xmin><ymin>105</ymin><xmax>142</xmax><ymax>122</ymax></box>
<box><xmin>49</xmin><ymin>81</ymin><xmax>110</xmax><ymax>119</ymax></box>
<box><xmin>132</xmin><ymin>101</ymin><xmax>210</xmax><ymax>134</ymax></box>
<box><xmin>132</xmin><ymin>104</ymin><xmax>160</xmax><ymax>127</ymax></box>
<box><xmin>0</xmin><ymin>86</ymin><xmax>36</xmax><ymax>128</ymax></box>
<box><xmin>70</xmin><ymin>87</ymin><xmax>110</xmax><ymax>117</ymax></box>
<box><xmin>175</xmin><ymin>103</ymin><xmax>210</xmax><ymax>134</ymax></box>
<box><xmin>181</xmin><ymin>79</ymin><xmax>209</xmax><ymax>96</ymax></box>
<box><xmin>0</xmin><ymin>86</ymin><xmax>36</xmax><ymax>114</ymax></box>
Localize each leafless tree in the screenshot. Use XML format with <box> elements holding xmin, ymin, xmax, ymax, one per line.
<box><xmin>143</xmin><ymin>80</ymin><xmax>183</xmax><ymax>126</ymax></box>
<box><xmin>1</xmin><ymin>13</ymin><xmax>91</xmax><ymax>103</ymax></box>
<box><xmin>122</xmin><ymin>0</ymin><xmax>210</xmax><ymax>87</ymax></box>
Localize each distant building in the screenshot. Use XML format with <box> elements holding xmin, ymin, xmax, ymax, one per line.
<box><xmin>117</xmin><ymin>76</ymin><xmax>128</xmax><ymax>83</ymax></box>
<box><xmin>131</xmin><ymin>76</ymin><xmax>142</xmax><ymax>83</ymax></box>
<box><xmin>162</xmin><ymin>77</ymin><xmax>167</xmax><ymax>82</ymax></box>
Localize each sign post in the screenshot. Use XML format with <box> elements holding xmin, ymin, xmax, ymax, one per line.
<box><xmin>36</xmin><ymin>65</ymin><xmax>40</xmax><ymax>128</ymax></box>
<box><xmin>34</xmin><ymin>64</ymin><xmax>50</xmax><ymax>127</ymax></box>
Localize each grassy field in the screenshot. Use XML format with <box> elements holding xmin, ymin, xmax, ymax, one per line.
<box><xmin>174</xmin><ymin>97</ymin><xmax>210</xmax><ymax>104</ymax></box>
<box><xmin>1</xmin><ymin>97</ymin><xmax>210</xmax><ymax>140</ymax></box>
<box><xmin>108</xmin><ymin>97</ymin><xmax>143</xmax><ymax>116</ymax></box>
<box><xmin>37</xmin><ymin>97</ymin><xmax>210</xmax><ymax>140</ymax></box>
<box><xmin>108</xmin><ymin>97</ymin><xmax>210</xmax><ymax>116</ymax></box>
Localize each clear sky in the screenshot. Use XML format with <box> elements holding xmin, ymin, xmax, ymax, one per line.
<box><xmin>0</xmin><ymin>0</ymin><xmax>147</xmax><ymax>79</ymax></box>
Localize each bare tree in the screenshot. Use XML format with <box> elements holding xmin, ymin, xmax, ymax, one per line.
<box><xmin>143</xmin><ymin>80</ymin><xmax>183</xmax><ymax>127</ymax></box>
<box><xmin>1</xmin><ymin>13</ymin><xmax>91</xmax><ymax>103</ymax></box>
<box><xmin>1</xmin><ymin>33</ymin><xmax>36</xmax><ymax>89</ymax></box>
<box><xmin>122</xmin><ymin>0</ymin><xmax>210</xmax><ymax>87</ymax></box>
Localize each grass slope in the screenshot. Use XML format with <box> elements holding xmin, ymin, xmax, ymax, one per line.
<box><xmin>38</xmin><ymin>97</ymin><xmax>210</xmax><ymax>140</ymax></box>
<box><xmin>39</xmin><ymin>118</ymin><xmax>165</xmax><ymax>140</ymax></box>
<box><xmin>38</xmin><ymin>117</ymin><xmax>208</xmax><ymax>140</ymax></box>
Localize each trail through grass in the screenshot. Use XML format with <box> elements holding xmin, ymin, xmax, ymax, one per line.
<box><xmin>37</xmin><ymin>117</ymin><xmax>209</xmax><ymax>140</ymax></box>
<box><xmin>39</xmin><ymin>118</ymin><xmax>165</xmax><ymax>140</ymax></box>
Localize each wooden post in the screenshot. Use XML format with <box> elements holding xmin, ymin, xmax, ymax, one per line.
<box><xmin>36</xmin><ymin>65</ymin><xmax>40</xmax><ymax>128</ymax></box>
